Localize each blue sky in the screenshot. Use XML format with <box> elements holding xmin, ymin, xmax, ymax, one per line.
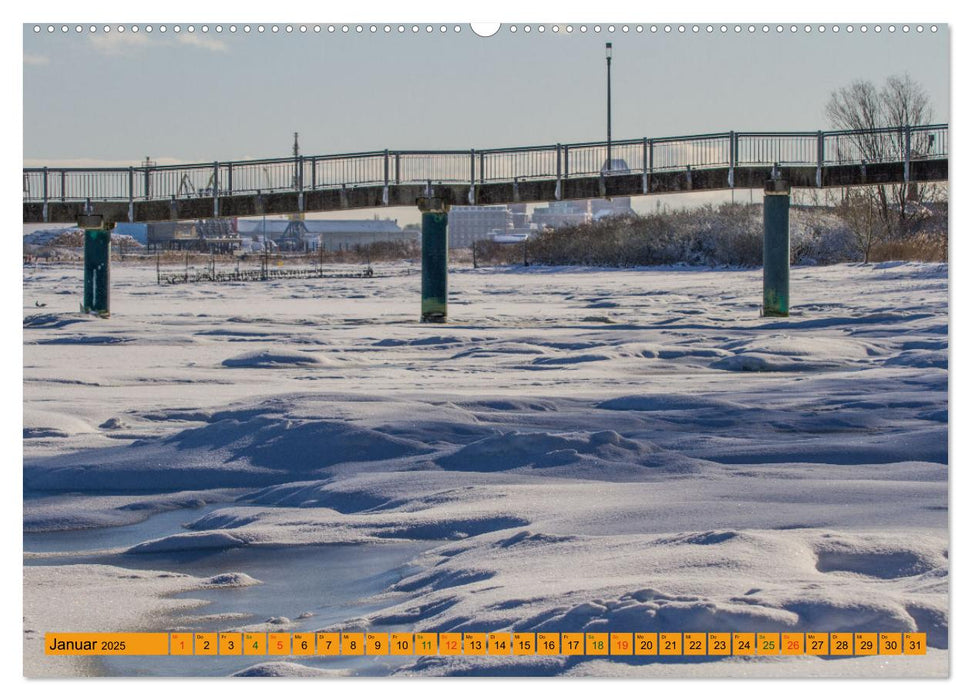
<box><xmin>23</xmin><ymin>23</ymin><xmax>949</xmax><ymax>167</ymax></box>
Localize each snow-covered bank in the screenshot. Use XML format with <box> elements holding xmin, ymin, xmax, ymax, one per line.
<box><xmin>22</xmin><ymin>565</ymin><xmax>254</xmax><ymax>677</ymax></box>
<box><xmin>23</xmin><ymin>262</ymin><xmax>948</xmax><ymax>677</ymax></box>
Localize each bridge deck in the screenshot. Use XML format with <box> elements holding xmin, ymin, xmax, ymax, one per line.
<box><xmin>23</xmin><ymin>125</ymin><xmax>948</xmax><ymax>225</ymax></box>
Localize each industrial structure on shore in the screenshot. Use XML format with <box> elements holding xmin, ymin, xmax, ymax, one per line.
<box><xmin>108</xmin><ymin>216</ymin><xmax>418</xmax><ymax>254</ymax></box>
<box><xmin>441</xmin><ymin>187</ymin><xmax>635</xmax><ymax>250</ymax></box>
<box><xmin>99</xmin><ymin>191</ymin><xmax>634</xmax><ymax>254</ymax></box>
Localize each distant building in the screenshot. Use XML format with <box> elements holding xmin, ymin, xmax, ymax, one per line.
<box><xmin>448</xmin><ymin>206</ymin><xmax>511</xmax><ymax>249</ymax></box>
<box><xmin>237</xmin><ymin>217</ymin><xmax>416</xmax><ymax>252</ymax></box>
<box><xmin>237</xmin><ymin>220</ymin><xmax>287</xmax><ymax>251</ymax></box>
<box><xmin>144</xmin><ymin>219</ymin><xmax>241</xmax><ymax>253</ymax></box>
<box><xmin>590</xmin><ymin>196</ymin><xmax>634</xmax><ymax>220</ymax></box>
<box><xmin>508</xmin><ymin>203</ymin><xmax>529</xmax><ymax>229</ymax></box>
<box><xmin>145</xmin><ymin>222</ymin><xmax>199</xmax><ymax>252</ymax></box>
<box><xmin>531</xmin><ymin>200</ymin><xmax>591</xmax><ymax>230</ymax></box>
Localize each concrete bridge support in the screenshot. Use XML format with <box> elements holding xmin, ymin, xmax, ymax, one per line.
<box><xmin>80</xmin><ymin>215</ymin><xmax>110</xmax><ymax>317</ymax></box>
<box><xmin>419</xmin><ymin>197</ymin><xmax>449</xmax><ymax>323</ymax></box>
<box><xmin>762</xmin><ymin>178</ymin><xmax>790</xmax><ymax>317</ymax></box>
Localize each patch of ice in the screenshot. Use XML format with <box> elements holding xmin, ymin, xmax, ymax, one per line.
<box><xmin>127</xmin><ymin>531</ymin><xmax>249</xmax><ymax>554</ymax></box>
<box><xmin>202</xmin><ymin>572</ymin><xmax>262</xmax><ymax>588</ymax></box>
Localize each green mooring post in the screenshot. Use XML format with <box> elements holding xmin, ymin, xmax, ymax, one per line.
<box><xmin>80</xmin><ymin>215</ymin><xmax>110</xmax><ymax>317</ymax></box>
<box><xmin>762</xmin><ymin>178</ymin><xmax>790</xmax><ymax>317</ymax></box>
<box><xmin>419</xmin><ymin>197</ymin><xmax>449</xmax><ymax>323</ymax></box>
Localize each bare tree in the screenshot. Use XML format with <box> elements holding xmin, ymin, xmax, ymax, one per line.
<box><xmin>838</xmin><ymin>190</ymin><xmax>879</xmax><ymax>263</ymax></box>
<box><xmin>825</xmin><ymin>74</ymin><xmax>935</xmax><ymax>252</ymax></box>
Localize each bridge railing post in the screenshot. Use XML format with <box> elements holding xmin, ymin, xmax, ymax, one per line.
<box><xmin>728</xmin><ymin>131</ymin><xmax>735</xmax><ymax>188</ymax></box>
<box><xmin>384</xmin><ymin>149</ymin><xmax>390</xmax><ymax>188</ymax></box>
<box><xmin>128</xmin><ymin>167</ymin><xmax>134</xmax><ymax>222</ymax></box>
<box><xmin>816</xmin><ymin>131</ymin><xmax>824</xmax><ymax>188</ymax></box>
<box><xmin>648</xmin><ymin>138</ymin><xmax>654</xmax><ymax>176</ymax></box>
<box><xmin>641</xmin><ymin>137</ymin><xmax>648</xmax><ymax>193</ymax></box>
<box><xmin>227</xmin><ymin>163</ymin><xmax>233</xmax><ymax>196</ymax></box>
<box><xmin>297</xmin><ymin>155</ymin><xmax>305</xmax><ymax>212</ymax></box>
<box><xmin>904</xmin><ymin>125</ymin><xmax>911</xmax><ymax>186</ymax></box>
<box><xmin>469</xmin><ymin>148</ymin><xmax>476</xmax><ymax>204</ymax></box>
<box><xmin>556</xmin><ymin>144</ymin><xmax>562</xmax><ymax>198</ymax></box>
<box><xmin>395</xmin><ymin>153</ymin><xmax>401</xmax><ymax>185</ymax></box>
<box><xmin>212</xmin><ymin>161</ymin><xmax>220</xmax><ymax>217</ymax></box>
<box><xmin>144</xmin><ymin>166</ymin><xmax>151</xmax><ymax>201</ymax></box>
<box><xmin>42</xmin><ymin>166</ymin><xmax>48</xmax><ymax>222</ymax></box>
<box><xmin>480</xmin><ymin>151</ymin><xmax>486</xmax><ymax>183</ymax></box>
<box><xmin>563</xmin><ymin>146</ymin><xmax>569</xmax><ymax>179</ymax></box>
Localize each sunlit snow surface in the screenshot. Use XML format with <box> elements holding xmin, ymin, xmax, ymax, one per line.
<box><xmin>23</xmin><ymin>261</ymin><xmax>948</xmax><ymax>677</ymax></box>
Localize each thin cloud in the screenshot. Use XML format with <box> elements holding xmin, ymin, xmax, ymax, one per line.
<box><xmin>87</xmin><ymin>32</ymin><xmax>151</xmax><ymax>56</ymax></box>
<box><xmin>178</xmin><ymin>34</ymin><xmax>228</xmax><ymax>52</ymax></box>
<box><xmin>23</xmin><ymin>53</ymin><xmax>50</xmax><ymax>66</ymax></box>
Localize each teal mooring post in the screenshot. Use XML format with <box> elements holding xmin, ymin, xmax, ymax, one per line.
<box><xmin>762</xmin><ymin>178</ymin><xmax>790</xmax><ymax>317</ymax></box>
<box><xmin>80</xmin><ymin>215</ymin><xmax>110</xmax><ymax>317</ymax></box>
<box><xmin>419</xmin><ymin>198</ymin><xmax>449</xmax><ymax>323</ymax></box>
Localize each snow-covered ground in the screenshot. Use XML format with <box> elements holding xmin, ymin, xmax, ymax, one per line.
<box><xmin>22</xmin><ymin>260</ymin><xmax>948</xmax><ymax>677</ymax></box>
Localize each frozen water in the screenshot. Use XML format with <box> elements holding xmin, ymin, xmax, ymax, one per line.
<box><xmin>22</xmin><ymin>261</ymin><xmax>948</xmax><ymax>677</ymax></box>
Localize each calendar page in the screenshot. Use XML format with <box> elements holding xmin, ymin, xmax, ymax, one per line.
<box><xmin>20</xmin><ymin>6</ymin><xmax>950</xmax><ymax>686</ymax></box>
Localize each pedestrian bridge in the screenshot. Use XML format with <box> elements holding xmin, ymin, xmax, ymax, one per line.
<box><xmin>23</xmin><ymin>124</ymin><xmax>948</xmax><ymax>225</ymax></box>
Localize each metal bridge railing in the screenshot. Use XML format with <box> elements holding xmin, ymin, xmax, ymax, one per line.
<box><xmin>479</xmin><ymin>145</ymin><xmax>558</xmax><ymax>183</ymax></box>
<box><xmin>735</xmin><ymin>132</ymin><xmax>818</xmax><ymax>166</ymax></box>
<box><xmin>23</xmin><ymin>124</ymin><xmax>948</xmax><ymax>204</ymax></box>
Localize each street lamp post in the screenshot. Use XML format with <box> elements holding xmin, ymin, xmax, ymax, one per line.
<box><xmin>606</xmin><ymin>42</ymin><xmax>613</xmax><ymax>173</ymax></box>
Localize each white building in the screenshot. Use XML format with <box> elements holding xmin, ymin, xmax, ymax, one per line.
<box><xmin>448</xmin><ymin>206</ymin><xmax>511</xmax><ymax>249</ymax></box>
